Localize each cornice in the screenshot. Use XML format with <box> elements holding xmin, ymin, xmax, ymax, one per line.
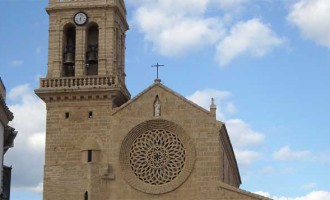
<box><xmin>0</xmin><ymin>95</ymin><xmax>14</xmax><ymax>124</ymax></box>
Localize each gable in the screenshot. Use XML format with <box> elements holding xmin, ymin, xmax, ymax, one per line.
<box><xmin>113</xmin><ymin>81</ymin><xmax>213</xmax><ymax>119</ymax></box>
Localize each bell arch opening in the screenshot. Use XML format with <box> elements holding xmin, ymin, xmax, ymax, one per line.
<box><xmin>85</xmin><ymin>23</ymin><xmax>99</xmax><ymax>76</ymax></box>
<box><xmin>62</xmin><ymin>23</ymin><xmax>76</xmax><ymax>77</ymax></box>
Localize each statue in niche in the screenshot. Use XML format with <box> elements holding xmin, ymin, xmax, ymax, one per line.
<box><xmin>154</xmin><ymin>96</ymin><xmax>161</xmax><ymax>117</ymax></box>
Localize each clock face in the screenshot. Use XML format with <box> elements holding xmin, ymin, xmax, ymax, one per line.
<box><xmin>74</xmin><ymin>12</ymin><xmax>88</xmax><ymax>26</ymax></box>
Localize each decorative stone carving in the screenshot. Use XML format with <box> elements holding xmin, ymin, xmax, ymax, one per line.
<box><xmin>154</xmin><ymin>96</ymin><xmax>161</xmax><ymax>117</ymax></box>
<box><xmin>120</xmin><ymin>119</ymin><xmax>195</xmax><ymax>194</ymax></box>
<box><xmin>129</xmin><ymin>129</ymin><xmax>185</xmax><ymax>185</ymax></box>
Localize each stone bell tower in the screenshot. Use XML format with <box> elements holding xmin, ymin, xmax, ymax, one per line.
<box><xmin>38</xmin><ymin>0</ymin><xmax>130</xmax><ymax>104</ymax></box>
<box><xmin>35</xmin><ymin>0</ymin><xmax>130</xmax><ymax>199</ymax></box>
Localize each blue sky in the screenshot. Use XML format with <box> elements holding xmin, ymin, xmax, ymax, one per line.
<box><xmin>1</xmin><ymin>0</ymin><xmax>330</xmax><ymax>199</ymax></box>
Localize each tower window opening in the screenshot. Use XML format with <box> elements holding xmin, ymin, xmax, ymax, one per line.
<box><xmin>87</xmin><ymin>150</ymin><xmax>92</xmax><ymax>162</ymax></box>
<box><xmin>88</xmin><ymin>111</ymin><xmax>93</xmax><ymax>118</ymax></box>
<box><xmin>65</xmin><ymin>112</ymin><xmax>69</xmax><ymax>119</ymax></box>
<box><xmin>86</xmin><ymin>24</ymin><xmax>99</xmax><ymax>75</ymax></box>
<box><xmin>63</xmin><ymin>25</ymin><xmax>76</xmax><ymax>77</ymax></box>
<box><xmin>84</xmin><ymin>191</ymin><xmax>88</xmax><ymax>200</ymax></box>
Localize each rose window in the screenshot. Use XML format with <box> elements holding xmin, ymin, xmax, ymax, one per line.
<box><xmin>129</xmin><ymin>129</ymin><xmax>185</xmax><ymax>185</ymax></box>
<box><xmin>120</xmin><ymin>119</ymin><xmax>195</xmax><ymax>194</ymax></box>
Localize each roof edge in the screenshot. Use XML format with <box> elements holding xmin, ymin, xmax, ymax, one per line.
<box><xmin>113</xmin><ymin>81</ymin><xmax>212</xmax><ymax>116</ymax></box>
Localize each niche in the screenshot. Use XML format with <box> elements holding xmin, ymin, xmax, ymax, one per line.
<box><xmin>81</xmin><ymin>138</ymin><xmax>101</xmax><ymax>163</ymax></box>
<box><xmin>62</xmin><ymin>24</ymin><xmax>76</xmax><ymax>77</ymax></box>
<box><xmin>85</xmin><ymin>23</ymin><xmax>99</xmax><ymax>75</ymax></box>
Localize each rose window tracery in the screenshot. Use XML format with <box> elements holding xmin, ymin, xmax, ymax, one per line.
<box><xmin>129</xmin><ymin>129</ymin><xmax>185</xmax><ymax>185</ymax></box>
<box><xmin>120</xmin><ymin>120</ymin><xmax>195</xmax><ymax>194</ymax></box>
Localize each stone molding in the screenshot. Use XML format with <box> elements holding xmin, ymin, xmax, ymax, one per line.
<box><xmin>220</xmin><ymin>124</ymin><xmax>241</xmax><ymax>186</ymax></box>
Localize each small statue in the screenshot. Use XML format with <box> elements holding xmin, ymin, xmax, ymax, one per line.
<box><xmin>154</xmin><ymin>96</ymin><xmax>161</xmax><ymax>117</ymax></box>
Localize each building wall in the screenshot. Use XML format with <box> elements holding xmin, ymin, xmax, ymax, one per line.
<box><xmin>43</xmin><ymin>85</ymin><xmax>246</xmax><ymax>200</ymax></box>
<box><xmin>0</xmin><ymin>122</ymin><xmax>4</xmax><ymax>195</ymax></box>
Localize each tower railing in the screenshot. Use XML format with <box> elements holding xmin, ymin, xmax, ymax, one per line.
<box><xmin>39</xmin><ymin>76</ymin><xmax>116</xmax><ymax>89</ymax></box>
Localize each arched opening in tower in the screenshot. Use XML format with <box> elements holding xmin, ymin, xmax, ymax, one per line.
<box><xmin>62</xmin><ymin>24</ymin><xmax>76</xmax><ymax>77</ymax></box>
<box><xmin>86</xmin><ymin>23</ymin><xmax>99</xmax><ymax>76</ymax></box>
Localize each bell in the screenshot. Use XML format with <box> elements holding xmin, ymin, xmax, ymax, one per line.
<box><xmin>87</xmin><ymin>51</ymin><xmax>98</xmax><ymax>64</ymax></box>
<box><xmin>64</xmin><ymin>52</ymin><xmax>75</xmax><ymax>64</ymax></box>
<box><xmin>66</xmin><ymin>65</ymin><xmax>75</xmax><ymax>77</ymax></box>
<box><xmin>87</xmin><ymin>45</ymin><xmax>98</xmax><ymax>64</ymax></box>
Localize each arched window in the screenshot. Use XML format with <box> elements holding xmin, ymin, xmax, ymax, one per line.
<box><xmin>85</xmin><ymin>23</ymin><xmax>99</xmax><ymax>75</ymax></box>
<box><xmin>62</xmin><ymin>24</ymin><xmax>76</xmax><ymax>77</ymax></box>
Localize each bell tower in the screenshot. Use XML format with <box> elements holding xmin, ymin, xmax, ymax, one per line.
<box><xmin>37</xmin><ymin>0</ymin><xmax>130</xmax><ymax>104</ymax></box>
<box><xmin>35</xmin><ymin>1</ymin><xmax>130</xmax><ymax>199</ymax></box>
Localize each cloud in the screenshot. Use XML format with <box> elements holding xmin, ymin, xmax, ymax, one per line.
<box><xmin>226</xmin><ymin>118</ymin><xmax>265</xmax><ymax>148</ymax></box>
<box><xmin>274</xmin><ymin>146</ymin><xmax>330</xmax><ymax>164</ymax></box>
<box><xmin>273</xmin><ymin>146</ymin><xmax>311</xmax><ymax>161</ymax></box>
<box><xmin>130</xmin><ymin>1</ymin><xmax>285</xmax><ymax>66</ymax></box>
<box><xmin>10</xmin><ymin>60</ymin><xmax>24</xmax><ymax>67</ymax></box>
<box><xmin>30</xmin><ymin>182</ymin><xmax>43</xmax><ymax>193</ymax></box>
<box><xmin>6</xmin><ymin>84</ymin><xmax>46</xmax><ymax>192</ymax></box>
<box><xmin>216</xmin><ymin>18</ymin><xmax>286</xmax><ymax>66</ymax></box>
<box><xmin>255</xmin><ymin>190</ymin><xmax>330</xmax><ymax>200</ymax></box>
<box><xmin>134</xmin><ymin>4</ymin><xmax>224</xmax><ymax>56</ymax></box>
<box><xmin>288</xmin><ymin>0</ymin><xmax>330</xmax><ymax>49</ymax></box>
<box><xmin>234</xmin><ymin>149</ymin><xmax>262</xmax><ymax>167</ymax></box>
<box><xmin>186</xmin><ymin>88</ymin><xmax>233</xmax><ymax>120</ymax></box>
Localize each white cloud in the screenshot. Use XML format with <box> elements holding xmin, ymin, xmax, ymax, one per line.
<box><xmin>6</xmin><ymin>84</ymin><xmax>46</xmax><ymax>192</ymax></box>
<box><xmin>8</xmin><ymin>84</ymin><xmax>30</xmax><ymax>100</ymax></box>
<box><xmin>226</xmin><ymin>118</ymin><xmax>265</xmax><ymax>148</ymax></box>
<box><xmin>234</xmin><ymin>149</ymin><xmax>262</xmax><ymax>167</ymax></box>
<box><xmin>10</xmin><ymin>60</ymin><xmax>24</xmax><ymax>67</ymax></box>
<box><xmin>30</xmin><ymin>182</ymin><xmax>43</xmax><ymax>193</ymax></box>
<box><xmin>187</xmin><ymin>88</ymin><xmax>232</xmax><ymax>120</ymax></box>
<box><xmin>254</xmin><ymin>191</ymin><xmax>271</xmax><ymax>198</ymax></box>
<box><xmin>255</xmin><ymin>190</ymin><xmax>330</xmax><ymax>200</ymax></box>
<box><xmin>135</xmin><ymin>5</ymin><xmax>224</xmax><ymax>56</ymax></box>
<box><xmin>216</xmin><ymin>18</ymin><xmax>286</xmax><ymax>66</ymax></box>
<box><xmin>288</xmin><ymin>0</ymin><xmax>330</xmax><ymax>49</ymax></box>
<box><xmin>273</xmin><ymin>146</ymin><xmax>311</xmax><ymax>161</ymax></box>
<box><xmin>130</xmin><ymin>1</ymin><xmax>285</xmax><ymax>65</ymax></box>
<box><xmin>27</xmin><ymin>132</ymin><xmax>45</xmax><ymax>151</ymax></box>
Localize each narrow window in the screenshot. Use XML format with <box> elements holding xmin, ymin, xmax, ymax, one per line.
<box><xmin>65</xmin><ymin>112</ymin><xmax>69</xmax><ymax>119</ymax></box>
<box><xmin>87</xmin><ymin>150</ymin><xmax>92</xmax><ymax>162</ymax></box>
<box><xmin>88</xmin><ymin>111</ymin><xmax>93</xmax><ymax>118</ymax></box>
<box><xmin>84</xmin><ymin>191</ymin><xmax>88</xmax><ymax>200</ymax></box>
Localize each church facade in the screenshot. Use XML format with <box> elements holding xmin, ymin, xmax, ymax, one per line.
<box><xmin>35</xmin><ymin>0</ymin><xmax>269</xmax><ymax>199</ymax></box>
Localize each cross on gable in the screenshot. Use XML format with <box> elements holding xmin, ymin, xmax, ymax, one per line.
<box><xmin>152</xmin><ymin>63</ymin><xmax>165</xmax><ymax>80</ymax></box>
